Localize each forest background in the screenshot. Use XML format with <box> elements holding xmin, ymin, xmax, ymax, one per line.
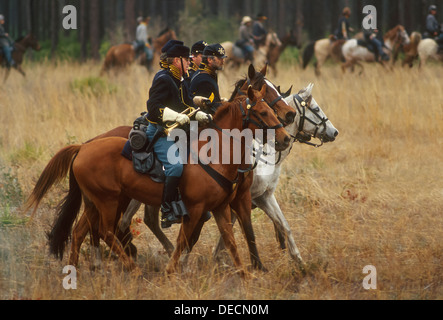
<box><xmin>1</xmin><ymin>0</ymin><xmax>442</xmax><ymax>62</ymax></box>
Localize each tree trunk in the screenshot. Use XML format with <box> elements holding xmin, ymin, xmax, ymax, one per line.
<box><xmin>90</xmin><ymin>0</ymin><xmax>101</xmax><ymax>61</ymax></box>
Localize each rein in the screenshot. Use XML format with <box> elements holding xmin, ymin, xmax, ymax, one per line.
<box><xmin>237</xmin><ymin>78</ymin><xmax>287</xmax><ymax>124</ymax></box>
<box><xmin>198</xmin><ymin>95</ymin><xmax>282</xmax><ymax>192</ymax></box>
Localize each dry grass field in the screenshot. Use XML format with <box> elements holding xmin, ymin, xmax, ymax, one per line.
<box><xmin>1</xmin><ymin>59</ymin><xmax>443</xmax><ymax>301</ymax></box>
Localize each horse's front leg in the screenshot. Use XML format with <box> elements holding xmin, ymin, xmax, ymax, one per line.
<box><xmin>165</xmin><ymin>206</ymin><xmax>203</xmax><ymax>275</ymax></box>
<box><xmin>143</xmin><ymin>204</ymin><xmax>175</xmax><ymax>256</ymax></box>
<box><xmin>3</xmin><ymin>68</ymin><xmax>10</xmax><ymax>83</ymax></box>
<box><xmin>252</xmin><ymin>192</ymin><xmax>304</xmax><ymax>267</ymax></box>
<box><xmin>16</xmin><ymin>65</ymin><xmax>26</xmax><ymax>77</ymax></box>
<box><xmin>212</xmin><ymin>205</ymin><xmax>248</xmax><ymax>278</ymax></box>
<box><xmin>230</xmin><ymin>190</ymin><xmax>267</xmax><ymax>272</ymax></box>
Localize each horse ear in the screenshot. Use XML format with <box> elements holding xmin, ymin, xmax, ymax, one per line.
<box><xmin>305</xmin><ymin>95</ymin><xmax>313</xmax><ymax>106</ymax></box>
<box><xmin>284</xmin><ymin>85</ymin><xmax>293</xmax><ymax>97</ymax></box>
<box><xmin>260</xmin><ymin>64</ymin><xmax>268</xmax><ymax>76</ymax></box>
<box><xmin>306</xmin><ymin>83</ymin><xmax>314</xmax><ymax>96</ymax></box>
<box><xmin>248</xmin><ymin>64</ymin><xmax>256</xmax><ymax>80</ymax></box>
<box><xmin>260</xmin><ymin>84</ymin><xmax>267</xmax><ymax>97</ymax></box>
<box><xmin>247</xmin><ymin>85</ymin><xmax>255</xmax><ymax>101</ymax></box>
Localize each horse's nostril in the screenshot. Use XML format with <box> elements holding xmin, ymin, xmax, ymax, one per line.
<box><xmin>284</xmin><ymin>136</ymin><xmax>291</xmax><ymax>143</ymax></box>
<box><xmin>286</xmin><ymin>112</ymin><xmax>296</xmax><ymax>124</ymax></box>
<box><xmin>334</xmin><ymin>130</ymin><xmax>339</xmax><ymax>137</ymax></box>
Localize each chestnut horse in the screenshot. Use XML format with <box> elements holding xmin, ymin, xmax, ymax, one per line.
<box><xmin>100</xmin><ymin>28</ymin><xmax>177</xmax><ymax>74</ymax></box>
<box><xmin>90</xmin><ymin>64</ymin><xmax>295</xmax><ymax>270</ymax></box>
<box><xmin>0</xmin><ymin>34</ymin><xmax>41</xmax><ymax>83</ymax></box>
<box><xmin>25</xmin><ymin>85</ymin><xmax>291</xmax><ymax>277</ymax></box>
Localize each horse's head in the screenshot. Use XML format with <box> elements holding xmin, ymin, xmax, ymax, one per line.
<box><xmin>27</xmin><ymin>34</ymin><xmax>41</xmax><ymax>51</ymax></box>
<box><xmin>285</xmin><ymin>30</ymin><xmax>301</xmax><ymax>49</ymax></box>
<box><xmin>232</xmin><ymin>64</ymin><xmax>296</xmax><ymax>126</ymax></box>
<box><xmin>388</xmin><ymin>25</ymin><xmax>410</xmax><ymax>46</ymax></box>
<box><xmin>243</xmin><ymin>84</ymin><xmax>291</xmax><ymax>151</ymax></box>
<box><xmin>286</xmin><ymin>83</ymin><xmax>339</xmax><ymax>146</ymax></box>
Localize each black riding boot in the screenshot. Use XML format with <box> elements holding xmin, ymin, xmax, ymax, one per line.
<box><xmin>161</xmin><ymin>176</ymin><xmax>188</xmax><ymax>228</ymax></box>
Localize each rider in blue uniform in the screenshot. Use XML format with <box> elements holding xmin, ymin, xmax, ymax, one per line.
<box><xmin>146</xmin><ymin>43</ymin><xmax>212</xmax><ymax>228</ymax></box>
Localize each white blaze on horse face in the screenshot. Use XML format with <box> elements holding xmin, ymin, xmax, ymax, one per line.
<box><xmin>265</xmin><ymin>79</ymin><xmax>290</xmax><ymax>106</ymax></box>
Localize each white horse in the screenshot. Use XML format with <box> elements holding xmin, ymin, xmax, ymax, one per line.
<box><xmin>341</xmin><ymin>25</ymin><xmax>410</xmax><ymax>73</ymax></box>
<box><xmin>211</xmin><ymin>83</ymin><xmax>338</xmax><ymax>266</ymax></box>
<box><xmin>115</xmin><ymin>83</ymin><xmax>338</xmax><ymax>270</ymax></box>
<box><xmin>418</xmin><ymin>38</ymin><xmax>443</xmax><ymax>67</ymax></box>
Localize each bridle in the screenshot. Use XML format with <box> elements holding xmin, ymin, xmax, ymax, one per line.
<box><xmin>237</xmin><ymin>78</ymin><xmax>289</xmax><ymax>125</ymax></box>
<box><xmin>292</xmin><ymin>94</ymin><xmax>329</xmax><ymax>148</ymax></box>
<box><xmin>207</xmin><ymin>93</ymin><xmax>283</xmax><ymax>174</ymax></box>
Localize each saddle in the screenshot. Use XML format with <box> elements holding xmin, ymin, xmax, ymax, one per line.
<box><xmin>232</xmin><ymin>44</ymin><xmax>246</xmax><ymax>60</ymax></box>
<box><xmin>357</xmin><ymin>39</ymin><xmax>375</xmax><ymax>53</ymax></box>
<box><xmin>121</xmin><ymin>114</ymin><xmax>165</xmax><ymax>183</ymax></box>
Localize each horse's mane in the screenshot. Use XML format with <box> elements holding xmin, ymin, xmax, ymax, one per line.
<box><xmin>385</xmin><ymin>25</ymin><xmax>404</xmax><ymax>41</ymax></box>
<box><xmin>213</xmin><ymin>96</ymin><xmax>246</xmax><ymax>126</ymax></box>
<box><xmin>15</xmin><ymin>35</ymin><xmax>25</xmax><ymax>43</ymax></box>
<box><xmin>228</xmin><ymin>72</ymin><xmax>266</xmax><ymax>102</ymax></box>
<box><xmin>157</xmin><ymin>27</ymin><xmax>171</xmax><ymax>37</ymax></box>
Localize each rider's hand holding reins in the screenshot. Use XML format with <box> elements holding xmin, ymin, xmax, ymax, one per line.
<box><xmin>163</xmin><ymin>107</ymin><xmax>190</xmax><ymax>126</ymax></box>
<box><xmin>195</xmin><ymin>111</ymin><xmax>212</xmax><ymax>124</ymax></box>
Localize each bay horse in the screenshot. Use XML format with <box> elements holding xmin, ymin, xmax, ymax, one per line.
<box><xmin>266</xmin><ymin>30</ymin><xmax>300</xmax><ymax>76</ymax></box>
<box><xmin>0</xmin><ymin>34</ymin><xmax>41</xmax><ymax>83</ymax></box>
<box><xmin>341</xmin><ymin>25</ymin><xmax>410</xmax><ymax>74</ymax></box>
<box><xmin>25</xmin><ymin>85</ymin><xmax>291</xmax><ymax>277</ymax></box>
<box><xmin>100</xmin><ymin>28</ymin><xmax>177</xmax><ymax>74</ymax></box>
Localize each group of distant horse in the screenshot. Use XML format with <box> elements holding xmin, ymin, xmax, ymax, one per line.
<box><xmin>3</xmin><ymin>25</ymin><xmax>442</xmax><ymax>83</ymax></box>
<box><xmin>302</xmin><ymin>24</ymin><xmax>443</xmax><ymax>76</ymax></box>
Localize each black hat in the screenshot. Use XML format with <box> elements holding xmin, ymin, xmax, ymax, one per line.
<box><xmin>161</xmin><ymin>40</ymin><xmax>184</xmax><ymax>53</ymax></box>
<box><xmin>166</xmin><ymin>44</ymin><xmax>190</xmax><ymax>58</ymax></box>
<box><xmin>203</xmin><ymin>44</ymin><xmax>227</xmax><ymax>58</ymax></box>
<box><xmin>191</xmin><ymin>40</ymin><xmax>208</xmax><ymax>56</ymax></box>
<box><xmin>257</xmin><ymin>13</ymin><xmax>267</xmax><ymax>20</ymax></box>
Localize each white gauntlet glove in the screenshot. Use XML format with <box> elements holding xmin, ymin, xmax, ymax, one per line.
<box><xmin>163</xmin><ymin>107</ymin><xmax>190</xmax><ymax>126</ymax></box>
<box><xmin>193</xmin><ymin>96</ymin><xmax>211</xmax><ymax>108</ymax></box>
<box><xmin>195</xmin><ymin>111</ymin><xmax>212</xmax><ymax>124</ymax></box>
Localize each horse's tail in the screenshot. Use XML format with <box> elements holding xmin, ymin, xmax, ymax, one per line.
<box><xmin>410</xmin><ymin>32</ymin><xmax>422</xmax><ymax>47</ymax></box>
<box><xmin>302</xmin><ymin>42</ymin><xmax>315</xmax><ymax>69</ymax></box>
<box><xmin>47</xmin><ymin>162</ymin><xmax>82</xmax><ymax>259</ymax></box>
<box><xmin>100</xmin><ymin>46</ymin><xmax>116</xmax><ymax>75</ymax></box>
<box><xmin>24</xmin><ymin>145</ymin><xmax>82</xmax><ymax>218</ymax></box>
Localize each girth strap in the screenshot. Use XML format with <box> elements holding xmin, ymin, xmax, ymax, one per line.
<box><xmin>198</xmin><ymin>161</ymin><xmax>239</xmax><ymax>194</ymax></box>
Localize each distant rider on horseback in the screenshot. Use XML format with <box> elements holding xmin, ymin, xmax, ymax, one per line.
<box><xmin>363</xmin><ymin>14</ymin><xmax>389</xmax><ymax>62</ymax></box>
<box><xmin>334</xmin><ymin>7</ymin><xmax>354</xmax><ymax>40</ymax></box>
<box><xmin>135</xmin><ymin>16</ymin><xmax>154</xmax><ymax>69</ymax></box>
<box><xmin>237</xmin><ymin>16</ymin><xmax>255</xmax><ymax>63</ymax></box>
<box><xmin>425</xmin><ymin>5</ymin><xmax>443</xmax><ymax>51</ymax></box>
<box><xmin>252</xmin><ymin>14</ymin><xmax>268</xmax><ymax>48</ymax></box>
<box><xmin>0</xmin><ymin>14</ymin><xmax>15</xmax><ymax>69</ymax></box>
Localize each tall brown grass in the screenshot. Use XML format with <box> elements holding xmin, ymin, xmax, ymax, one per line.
<box><xmin>1</xmin><ymin>60</ymin><xmax>443</xmax><ymax>300</ymax></box>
